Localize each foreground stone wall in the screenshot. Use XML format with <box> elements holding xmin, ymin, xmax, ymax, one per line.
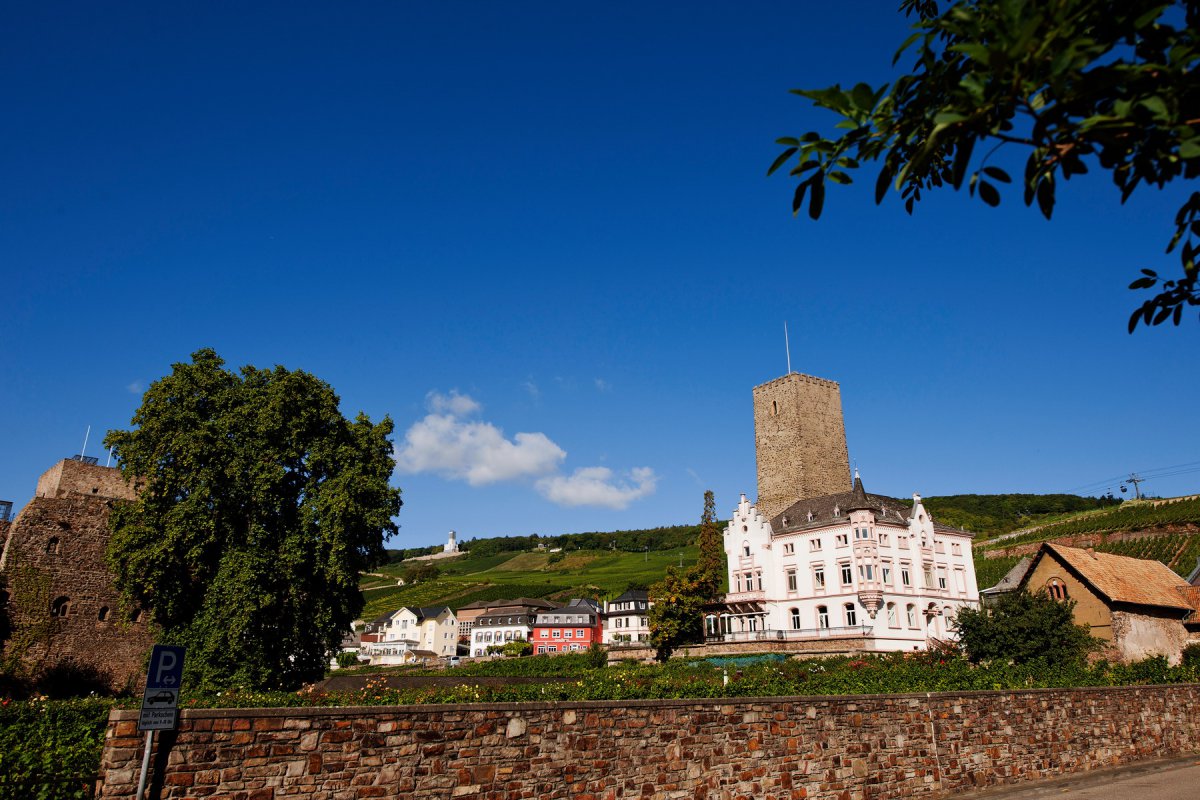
<box><xmin>98</xmin><ymin>683</ymin><xmax>1200</xmax><ymax>799</ymax></box>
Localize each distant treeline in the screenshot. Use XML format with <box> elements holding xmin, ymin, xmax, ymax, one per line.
<box><xmin>910</xmin><ymin>494</ymin><xmax>1121</xmax><ymax>535</ymax></box>
<box><xmin>459</xmin><ymin>524</ymin><xmax>707</xmax><ymax>557</ymax></box>
<box><xmin>385</xmin><ymin>523</ymin><xmax>709</xmax><ymax>563</ymax></box>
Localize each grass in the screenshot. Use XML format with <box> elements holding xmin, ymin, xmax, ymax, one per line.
<box><xmin>358</xmin><ymin>546</ymin><xmax>701</xmax><ymax>619</ymax></box>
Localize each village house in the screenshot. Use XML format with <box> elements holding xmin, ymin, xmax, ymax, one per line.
<box><xmin>603</xmin><ymin>588</ymin><xmax>651</xmax><ymax>645</ymax></box>
<box><xmin>359</xmin><ymin>605</ymin><xmax>457</xmax><ymax>664</ymax></box>
<box><xmin>469</xmin><ymin>598</ymin><xmax>556</xmax><ymax>657</ymax></box>
<box><xmin>532</xmin><ymin>598</ymin><xmax>602</xmax><ymax>654</ymax></box>
<box><xmin>1018</xmin><ymin>543</ymin><xmax>1200</xmax><ymax>664</ymax></box>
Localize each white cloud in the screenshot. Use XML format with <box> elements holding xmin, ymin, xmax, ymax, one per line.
<box><xmin>536</xmin><ymin>466</ymin><xmax>657</xmax><ymax>509</ymax></box>
<box><xmin>126</xmin><ymin>381</ymin><xmax>144</xmax><ymax>395</ymax></box>
<box><xmin>427</xmin><ymin>390</ymin><xmax>480</xmax><ymax>416</ymax></box>
<box><xmin>394</xmin><ymin>391</ymin><xmax>565</xmax><ymax>485</ymax></box>
<box><xmin>594</xmin><ymin>378</ymin><xmax>610</xmax><ymax>392</ymax></box>
<box><xmin>521</xmin><ymin>380</ymin><xmax>540</xmax><ymax>401</ymax></box>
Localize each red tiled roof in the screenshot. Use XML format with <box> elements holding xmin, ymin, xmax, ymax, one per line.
<box><xmin>1041</xmin><ymin>544</ymin><xmax>1193</xmax><ymax>611</ymax></box>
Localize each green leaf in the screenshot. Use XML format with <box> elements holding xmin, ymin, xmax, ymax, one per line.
<box><xmin>808</xmin><ymin>175</ymin><xmax>826</xmax><ymax>220</ymax></box>
<box><xmin>828</xmin><ymin>171</ymin><xmax>853</xmax><ymax>185</ymax></box>
<box><xmin>1138</xmin><ymin>96</ymin><xmax>1169</xmax><ymax>120</ymax></box>
<box><xmin>977</xmin><ymin>181</ymin><xmax>1001</xmax><ymax>207</ymax></box>
<box><xmin>1128</xmin><ymin>277</ymin><xmax>1156</xmax><ymax>289</ymax></box>
<box><xmin>875</xmin><ymin>166</ymin><xmax>893</xmax><ymax>204</ymax></box>
<box><xmin>767</xmin><ymin>148</ymin><xmax>798</xmax><ymax>176</ymax></box>
<box><xmin>851</xmin><ymin>83</ymin><xmax>876</xmax><ymax>111</ymax></box>
<box><xmin>982</xmin><ymin>167</ymin><xmax>1011</xmax><ymax>184</ymax></box>
<box><xmin>1179</xmin><ymin>138</ymin><xmax>1200</xmax><ymax>159</ymax></box>
<box><xmin>949</xmin><ymin>42</ymin><xmax>990</xmax><ymax>65</ymax></box>
<box><xmin>933</xmin><ymin>111</ymin><xmax>968</xmax><ymax>126</ymax></box>
<box><xmin>1036</xmin><ymin>178</ymin><xmax>1056</xmax><ymax>219</ymax></box>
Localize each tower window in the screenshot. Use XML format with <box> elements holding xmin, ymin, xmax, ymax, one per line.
<box><xmin>50</xmin><ymin>596</ymin><xmax>71</xmax><ymax>618</ymax></box>
<box><xmin>772</xmin><ymin>400</ymin><xmax>778</xmax><ymax>415</ymax></box>
<box><xmin>46</xmin><ymin>537</ymin><xmax>60</xmax><ymax>555</ymax></box>
<box><xmin>98</xmin><ymin>606</ymin><xmax>110</xmax><ymax>622</ymax></box>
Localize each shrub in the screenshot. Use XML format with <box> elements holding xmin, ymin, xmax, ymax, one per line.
<box><xmin>0</xmin><ymin>698</ymin><xmax>112</xmax><ymax>800</ymax></box>
<box><xmin>952</xmin><ymin>590</ymin><xmax>1099</xmax><ymax>665</ymax></box>
<box><xmin>1181</xmin><ymin>643</ymin><xmax>1200</xmax><ymax>670</ymax></box>
<box><xmin>335</xmin><ymin>651</ymin><xmax>360</xmax><ymax>669</ymax></box>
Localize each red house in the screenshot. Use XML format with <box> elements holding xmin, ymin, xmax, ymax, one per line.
<box><xmin>532</xmin><ymin>598</ymin><xmax>603</xmax><ymax>654</ymax></box>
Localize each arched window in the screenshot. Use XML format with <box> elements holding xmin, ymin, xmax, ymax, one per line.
<box><xmin>790</xmin><ymin>607</ymin><xmax>802</xmax><ymax>629</ymax></box>
<box><xmin>97</xmin><ymin>606</ymin><xmax>110</xmax><ymax>622</ymax></box>
<box><xmin>906</xmin><ymin>603</ymin><xmax>918</xmax><ymax>628</ymax></box>
<box><xmin>1046</xmin><ymin>579</ymin><xmax>1069</xmax><ymax>600</ymax></box>
<box><xmin>772</xmin><ymin>400</ymin><xmax>778</xmax><ymax>415</ymax></box>
<box><xmin>886</xmin><ymin>602</ymin><xmax>898</xmax><ymax>628</ymax></box>
<box><xmin>844</xmin><ymin>603</ymin><xmax>857</xmax><ymax>627</ymax></box>
<box><xmin>46</xmin><ymin>537</ymin><xmax>60</xmax><ymax>555</ymax></box>
<box><xmin>50</xmin><ymin>596</ymin><xmax>70</xmax><ymax>618</ymax></box>
<box><xmin>817</xmin><ymin>606</ymin><xmax>829</xmax><ymax>629</ymax></box>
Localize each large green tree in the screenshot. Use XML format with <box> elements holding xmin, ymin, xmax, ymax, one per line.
<box><xmin>769</xmin><ymin>0</ymin><xmax>1200</xmax><ymax>330</ymax></box>
<box><xmin>952</xmin><ymin>589</ymin><xmax>1098</xmax><ymax>664</ymax></box>
<box><xmin>649</xmin><ymin>490</ymin><xmax>726</xmax><ymax>661</ymax></box>
<box><xmin>105</xmin><ymin>349</ymin><xmax>401</xmax><ymax>690</ymax></box>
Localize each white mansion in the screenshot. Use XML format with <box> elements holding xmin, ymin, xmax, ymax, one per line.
<box><xmin>716</xmin><ymin>474</ymin><xmax>980</xmax><ymax>650</ymax></box>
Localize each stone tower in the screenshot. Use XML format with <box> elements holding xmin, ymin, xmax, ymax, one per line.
<box><xmin>753</xmin><ymin>372</ymin><xmax>851</xmax><ymax>521</ymax></box>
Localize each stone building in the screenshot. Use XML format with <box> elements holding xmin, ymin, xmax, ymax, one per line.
<box><xmin>753</xmin><ymin>373</ymin><xmax>851</xmax><ymax>522</ymax></box>
<box><xmin>0</xmin><ymin>458</ymin><xmax>156</xmax><ymax>689</ymax></box>
<box><xmin>1020</xmin><ymin>543</ymin><xmax>1200</xmax><ymax>664</ymax></box>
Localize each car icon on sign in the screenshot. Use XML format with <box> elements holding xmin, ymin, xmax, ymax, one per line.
<box><xmin>147</xmin><ymin>691</ymin><xmax>175</xmax><ymax>704</ymax></box>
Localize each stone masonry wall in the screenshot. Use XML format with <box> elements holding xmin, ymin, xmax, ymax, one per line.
<box><xmin>754</xmin><ymin>373</ymin><xmax>851</xmax><ymax>521</ymax></box>
<box><xmin>97</xmin><ymin>683</ymin><xmax>1200</xmax><ymax>800</ymax></box>
<box><xmin>0</xmin><ymin>461</ymin><xmax>155</xmax><ymax>690</ymax></box>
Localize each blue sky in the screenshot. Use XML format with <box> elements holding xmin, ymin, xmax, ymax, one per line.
<box><xmin>3</xmin><ymin>3</ymin><xmax>1197</xmax><ymax>549</ymax></box>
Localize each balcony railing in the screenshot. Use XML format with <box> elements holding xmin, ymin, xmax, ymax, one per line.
<box><xmin>708</xmin><ymin>625</ymin><xmax>873</xmax><ymax>643</ymax></box>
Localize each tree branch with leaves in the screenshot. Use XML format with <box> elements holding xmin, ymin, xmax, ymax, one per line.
<box><xmin>769</xmin><ymin>0</ymin><xmax>1200</xmax><ymax>330</ymax></box>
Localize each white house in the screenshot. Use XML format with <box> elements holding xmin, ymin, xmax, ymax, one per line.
<box><xmin>361</xmin><ymin>605</ymin><xmax>458</xmax><ymax>664</ymax></box>
<box><xmin>470</xmin><ymin>598</ymin><xmax>556</xmax><ymax>657</ymax></box>
<box><xmin>716</xmin><ymin>475</ymin><xmax>979</xmax><ymax>651</ymax></box>
<box><xmin>603</xmin><ymin>589</ymin><xmax>652</xmax><ymax>645</ymax></box>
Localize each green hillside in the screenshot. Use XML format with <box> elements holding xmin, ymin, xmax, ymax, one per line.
<box><xmin>359</xmin><ymin>546</ymin><xmax>701</xmax><ymax>620</ymax></box>
<box><xmin>972</xmin><ymin>497</ymin><xmax>1200</xmax><ymax>588</ymax></box>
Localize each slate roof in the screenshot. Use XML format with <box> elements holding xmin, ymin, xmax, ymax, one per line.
<box><xmin>979</xmin><ymin>556</ymin><xmax>1033</xmax><ymax>596</ymax></box>
<box><xmin>1026</xmin><ymin>544</ymin><xmax>1194</xmax><ymax>613</ymax></box>
<box><xmin>407</xmin><ymin>606</ymin><xmax>452</xmax><ymax>623</ymax></box>
<box><xmin>770</xmin><ymin>478</ymin><xmax>967</xmax><ymax>536</ymax></box>
<box><xmin>1187</xmin><ymin>556</ymin><xmax>1200</xmax><ymax>586</ymax></box>
<box><xmin>609</xmin><ymin>589</ymin><xmax>650</xmax><ymax>605</ymax></box>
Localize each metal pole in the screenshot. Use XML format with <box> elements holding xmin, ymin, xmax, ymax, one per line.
<box><xmin>135</xmin><ymin>730</ymin><xmax>153</xmax><ymax>800</ymax></box>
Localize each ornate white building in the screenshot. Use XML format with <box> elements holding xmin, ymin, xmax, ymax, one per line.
<box><xmin>716</xmin><ymin>475</ymin><xmax>979</xmax><ymax>650</ymax></box>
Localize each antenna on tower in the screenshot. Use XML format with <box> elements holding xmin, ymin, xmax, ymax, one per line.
<box><xmin>80</xmin><ymin>425</ymin><xmax>91</xmax><ymax>460</ymax></box>
<box><xmin>784</xmin><ymin>322</ymin><xmax>793</xmax><ymax>375</ymax></box>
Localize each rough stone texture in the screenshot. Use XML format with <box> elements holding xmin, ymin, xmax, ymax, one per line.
<box><xmin>0</xmin><ymin>460</ymin><xmax>155</xmax><ymax>690</ymax></box>
<box><xmin>753</xmin><ymin>373</ymin><xmax>851</xmax><ymax>522</ymax></box>
<box><xmin>1111</xmin><ymin>610</ymin><xmax>1192</xmax><ymax>664</ymax></box>
<box><xmin>97</xmin><ymin>684</ymin><xmax>1200</xmax><ymax>799</ymax></box>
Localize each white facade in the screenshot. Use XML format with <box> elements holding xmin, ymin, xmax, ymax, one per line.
<box><xmin>363</xmin><ymin>606</ymin><xmax>458</xmax><ymax>664</ymax></box>
<box><xmin>444</xmin><ymin>530</ymin><xmax>459</xmax><ymax>553</ymax></box>
<box><xmin>471</xmin><ymin>606</ymin><xmax>535</xmax><ymax>657</ymax></box>
<box><xmin>603</xmin><ymin>590</ymin><xmax>652</xmax><ymax>645</ymax></box>
<box><xmin>718</xmin><ymin>484</ymin><xmax>979</xmax><ymax>651</ymax></box>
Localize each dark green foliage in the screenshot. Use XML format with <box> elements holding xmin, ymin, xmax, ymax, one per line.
<box><xmin>953</xmin><ymin>590</ymin><xmax>1099</xmax><ymax>664</ymax></box>
<box><xmin>459</xmin><ymin>523</ymin><xmax>710</xmax><ymax>558</ymax></box>
<box><xmin>402</xmin><ymin>562</ymin><xmax>440</xmax><ymax>584</ymax></box>
<box><xmin>143</xmin><ymin>651</ymin><xmax>1200</xmax><ymax>708</ymax></box>
<box><xmin>105</xmin><ymin>349</ymin><xmax>402</xmax><ymax>691</ymax></box>
<box><xmin>771</xmin><ymin>0</ymin><xmax>1200</xmax><ymax>329</ymax></box>
<box><xmin>649</xmin><ymin>491</ymin><xmax>725</xmax><ymax>661</ymax></box>
<box><xmin>335</xmin><ymin>651</ymin><xmax>360</xmax><ymax>669</ymax></box>
<box><xmin>914</xmin><ymin>493</ymin><xmax>1120</xmax><ymax>535</ymax></box>
<box><xmin>1183</xmin><ymin>642</ymin><xmax>1200</xmax><ymax>669</ymax></box>
<box><xmin>0</xmin><ymin>698</ymin><xmax>111</xmax><ymax>800</ymax></box>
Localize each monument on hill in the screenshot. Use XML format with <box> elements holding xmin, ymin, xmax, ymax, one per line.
<box><xmin>752</xmin><ymin>372</ymin><xmax>851</xmax><ymax>521</ymax></box>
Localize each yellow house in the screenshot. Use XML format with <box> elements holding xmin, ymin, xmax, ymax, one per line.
<box><xmin>1020</xmin><ymin>543</ymin><xmax>1198</xmax><ymax>664</ymax></box>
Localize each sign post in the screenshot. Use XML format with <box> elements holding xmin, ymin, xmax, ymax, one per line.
<box><xmin>136</xmin><ymin>645</ymin><xmax>185</xmax><ymax>799</ymax></box>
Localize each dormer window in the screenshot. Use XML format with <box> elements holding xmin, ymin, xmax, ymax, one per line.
<box><xmin>806</xmin><ymin>510</ymin><xmax>814</xmax><ymax>522</ymax></box>
<box><xmin>742</xmin><ymin>542</ymin><xmax>751</xmax><ymax>557</ymax></box>
<box><xmin>833</xmin><ymin>505</ymin><xmax>840</xmax><ymax>517</ymax></box>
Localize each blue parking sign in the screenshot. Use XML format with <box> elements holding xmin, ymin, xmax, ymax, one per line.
<box><xmin>146</xmin><ymin>645</ymin><xmax>185</xmax><ymax>690</ymax></box>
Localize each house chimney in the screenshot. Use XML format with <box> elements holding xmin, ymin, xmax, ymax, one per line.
<box><xmin>1087</xmin><ymin>547</ymin><xmax>1097</xmax><ymax>558</ymax></box>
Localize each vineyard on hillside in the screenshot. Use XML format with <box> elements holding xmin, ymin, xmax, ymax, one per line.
<box><xmin>982</xmin><ymin>497</ymin><xmax>1200</xmax><ymax>550</ymax></box>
